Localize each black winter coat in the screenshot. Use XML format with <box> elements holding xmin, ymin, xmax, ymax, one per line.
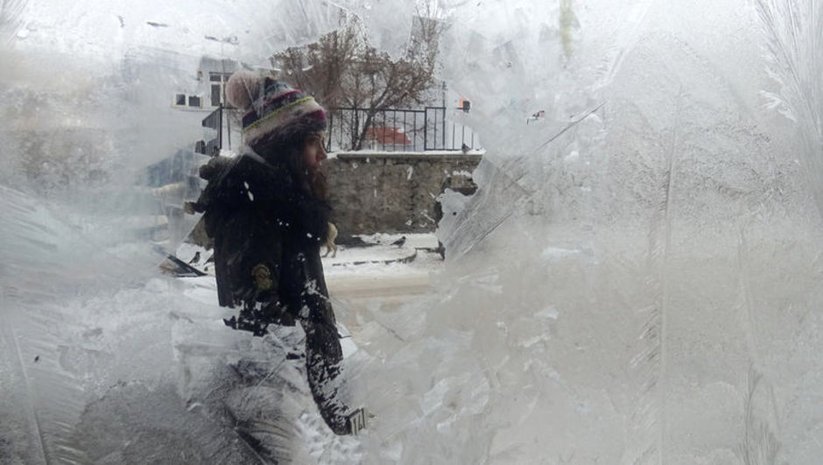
<box><xmin>193</xmin><ymin>150</ymin><xmax>350</xmax><ymax>435</ymax></box>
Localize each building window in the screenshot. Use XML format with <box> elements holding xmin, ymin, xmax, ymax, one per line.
<box><xmin>174</xmin><ymin>94</ymin><xmax>203</xmax><ymax>108</ymax></box>
<box><xmin>209</xmin><ymin>72</ymin><xmax>231</xmax><ymax>107</ymax></box>
<box><xmin>211</xmin><ymin>84</ymin><xmax>221</xmax><ymax>108</ymax></box>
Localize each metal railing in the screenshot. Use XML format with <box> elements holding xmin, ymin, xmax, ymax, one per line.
<box><xmin>199</xmin><ymin>106</ymin><xmax>223</xmax><ymax>156</ymax></box>
<box><xmin>327</xmin><ymin>106</ymin><xmax>478</xmax><ymax>152</ymax></box>
<box><xmin>196</xmin><ymin>105</ymin><xmax>479</xmax><ymax>154</ymax></box>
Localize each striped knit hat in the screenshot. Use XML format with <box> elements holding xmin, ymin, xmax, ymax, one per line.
<box><xmin>225</xmin><ymin>70</ymin><xmax>326</xmax><ymax>148</ymax></box>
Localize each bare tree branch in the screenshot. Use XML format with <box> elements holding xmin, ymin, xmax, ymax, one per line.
<box><xmin>271</xmin><ymin>15</ymin><xmax>443</xmax><ymax>150</ymax></box>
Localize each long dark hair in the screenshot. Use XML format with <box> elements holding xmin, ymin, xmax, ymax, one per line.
<box><xmin>251</xmin><ymin>129</ymin><xmax>327</xmax><ymax>201</ymax></box>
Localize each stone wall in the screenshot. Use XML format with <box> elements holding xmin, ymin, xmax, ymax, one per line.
<box><xmin>324</xmin><ymin>152</ymin><xmax>481</xmax><ymax>236</ymax></box>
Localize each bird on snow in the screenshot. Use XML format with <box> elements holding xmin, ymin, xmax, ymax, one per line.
<box><xmin>391</xmin><ymin>236</ymin><xmax>407</xmax><ymax>248</ymax></box>
<box><xmin>188</xmin><ymin>251</ymin><xmax>201</xmax><ymax>265</ymax></box>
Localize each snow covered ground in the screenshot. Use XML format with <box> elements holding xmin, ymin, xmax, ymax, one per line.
<box><xmin>173</xmin><ymin>232</ymin><xmax>441</xmax><ymax>276</ymax></box>
<box><xmin>173</xmin><ymin>232</ymin><xmax>445</xmax><ymax>359</ymax></box>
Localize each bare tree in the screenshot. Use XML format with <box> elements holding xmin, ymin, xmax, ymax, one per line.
<box><xmin>272</xmin><ymin>14</ymin><xmax>443</xmax><ymax>150</ymax></box>
<box><xmin>273</xmin><ymin>22</ymin><xmax>359</xmax><ymax>109</ymax></box>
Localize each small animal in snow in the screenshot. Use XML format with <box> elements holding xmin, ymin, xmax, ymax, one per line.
<box><xmin>323</xmin><ymin>222</ymin><xmax>338</xmax><ymax>258</ymax></box>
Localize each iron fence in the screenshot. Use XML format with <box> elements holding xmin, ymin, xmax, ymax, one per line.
<box><xmin>327</xmin><ymin>106</ymin><xmax>477</xmax><ymax>152</ymax></box>
<box><xmin>197</xmin><ymin>104</ymin><xmax>478</xmax><ymax>154</ymax></box>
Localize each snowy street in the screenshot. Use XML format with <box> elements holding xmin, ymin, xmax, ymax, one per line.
<box><xmin>175</xmin><ymin>232</ymin><xmax>441</xmax><ymax>321</ymax></box>
<box><xmin>324</xmin><ymin>234</ymin><xmax>441</xmax><ymax>325</ymax></box>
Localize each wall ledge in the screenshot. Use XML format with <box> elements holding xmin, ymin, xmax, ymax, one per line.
<box><xmin>333</xmin><ymin>151</ymin><xmax>484</xmax><ymax>162</ymax></box>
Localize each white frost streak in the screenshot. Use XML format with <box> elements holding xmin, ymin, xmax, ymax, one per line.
<box><xmin>535</xmin><ymin>306</ymin><xmax>559</xmax><ymax>320</ymax></box>
<box><xmin>244</xmin><ymin>182</ymin><xmax>254</xmax><ymax>201</ymax></box>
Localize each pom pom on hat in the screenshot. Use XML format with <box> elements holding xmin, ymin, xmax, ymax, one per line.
<box><xmin>225</xmin><ymin>70</ymin><xmax>262</xmax><ymax>111</ymax></box>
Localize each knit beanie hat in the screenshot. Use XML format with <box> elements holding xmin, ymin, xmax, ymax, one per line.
<box><xmin>225</xmin><ymin>70</ymin><xmax>327</xmax><ymax>148</ymax></box>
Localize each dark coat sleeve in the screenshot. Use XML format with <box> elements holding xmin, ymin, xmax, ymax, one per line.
<box><xmin>291</xmin><ymin>193</ymin><xmax>331</xmax><ymax>247</ymax></box>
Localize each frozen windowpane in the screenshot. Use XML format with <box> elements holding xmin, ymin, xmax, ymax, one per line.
<box><xmin>1</xmin><ymin>1</ymin><xmax>822</xmax><ymax>464</ymax></box>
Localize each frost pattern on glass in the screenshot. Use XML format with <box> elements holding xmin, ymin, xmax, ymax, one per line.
<box><xmin>1</xmin><ymin>0</ymin><xmax>823</xmax><ymax>464</ymax></box>
<box><xmin>365</xmin><ymin>0</ymin><xmax>823</xmax><ymax>464</ymax></box>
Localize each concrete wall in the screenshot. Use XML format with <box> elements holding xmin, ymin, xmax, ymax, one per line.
<box><xmin>324</xmin><ymin>152</ymin><xmax>481</xmax><ymax>236</ymax></box>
